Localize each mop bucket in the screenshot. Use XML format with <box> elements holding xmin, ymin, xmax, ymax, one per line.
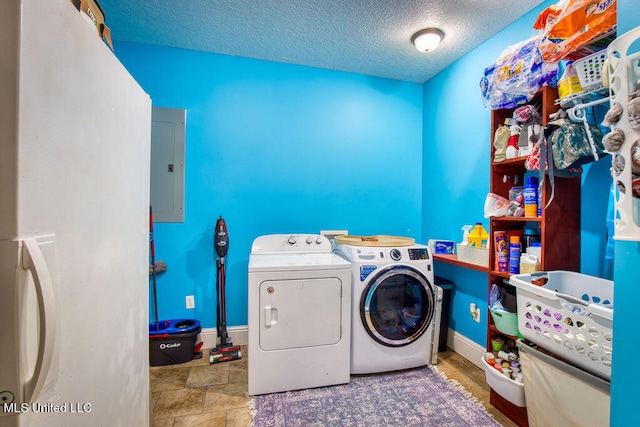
<box><xmin>149</xmin><ymin>318</ymin><xmax>201</xmax><ymax>366</ymax></box>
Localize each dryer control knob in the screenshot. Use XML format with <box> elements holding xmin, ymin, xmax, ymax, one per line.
<box><xmin>306</xmin><ymin>237</ymin><xmax>313</xmax><ymax>244</ymax></box>
<box><xmin>390</xmin><ymin>248</ymin><xmax>402</xmax><ymax>261</ymax></box>
<box><xmin>288</xmin><ymin>235</ymin><xmax>297</xmax><ymax>245</ymax></box>
<box><xmin>316</xmin><ymin>237</ymin><xmax>324</xmax><ymax>244</ymax></box>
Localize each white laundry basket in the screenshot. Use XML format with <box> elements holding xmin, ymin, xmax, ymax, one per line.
<box><xmin>509</xmin><ymin>271</ymin><xmax>613</xmax><ymax>380</ymax></box>
<box><xmin>517</xmin><ymin>340</ymin><xmax>610</xmax><ymax>427</ymax></box>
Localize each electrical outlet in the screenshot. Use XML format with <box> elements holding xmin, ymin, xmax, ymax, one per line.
<box><xmin>186</xmin><ymin>295</ymin><xmax>195</xmax><ymax>309</ymax></box>
<box><xmin>470</xmin><ymin>303</ymin><xmax>481</xmax><ymax>323</ymax></box>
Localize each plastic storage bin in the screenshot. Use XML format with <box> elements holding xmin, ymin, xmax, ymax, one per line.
<box><xmin>480</xmin><ymin>357</ymin><xmax>526</xmax><ymax>407</ymax></box>
<box><xmin>574</xmin><ymin>50</ymin><xmax>607</xmax><ymax>91</ymax></box>
<box><xmin>517</xmin><ymin>340</ymin><xmax>609</xmax><ymax>427</ymax></box>
<box><xmin>510</xmin><ymin>271</ymin><xmax>613</xmax><ymax>380</ymax></box>
<box><xmin>149</xmin><ymin>318</ymin><xmax>202</xmax><ymax>366</ymax></box>
<box><xmin>456</xmin><ymin>244</ymin><xmax>489</xmax><ymax>267</ymax></box>
<box><xmin>489</xmin><ymin>306</ymin><xmax>519</xmax><ymax>337</ymax></box>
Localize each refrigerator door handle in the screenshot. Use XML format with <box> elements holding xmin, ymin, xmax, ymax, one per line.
<box><xmin>21</xmin><ymin>238</ymin><xmax>56</xmax><ymax>404</ymax></box>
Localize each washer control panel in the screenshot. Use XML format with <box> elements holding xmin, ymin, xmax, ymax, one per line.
<box><xmin>251</xmin><ymin>234</ymin><xmax>331</xmax><ymax>253</ymax></box>
<box><xmin>408</xmin><ymin>248</ymin><xmax>430</xmax><ymax>260</ymax></box>
<box><xmin>352</xmin><ymin>246</ymin><xmax>430</xmax><ymax>262</ymax></box>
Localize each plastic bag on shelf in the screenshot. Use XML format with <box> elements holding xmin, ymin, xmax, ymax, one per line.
<box><xmin>480</xmin><ymin>36</ymin><xmax>559</xmax><ymax>110</ymax></box>
<box><xmin>484</xmin><ymin>193</ymin><xmax>511</xmax><ymax>218</ymax></box>
<box><xmin>535</xmin><ymin>0</ymin><xmax>617</xmax><ymax>63</ymax></box>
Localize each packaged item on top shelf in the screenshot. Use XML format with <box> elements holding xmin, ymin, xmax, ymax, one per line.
<box><xmin>479</xmin><ymin>36</ymin><xmax>559</xmax><ymax>110</ymax></box>
<box><xmin>535</xmin><ymin>0</ymin><xmax>617</xmax><ymax>63</ymax></box>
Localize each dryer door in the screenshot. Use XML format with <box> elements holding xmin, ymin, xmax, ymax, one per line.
<box><xmin>259</xmin><ymin>278</ymin><xmax>343</xmax><ymax>351</ymax></box>
<box><xmin>360</xmin><ymin>265</ymin><xmax>435</xmax><ymax>347</ymax></box>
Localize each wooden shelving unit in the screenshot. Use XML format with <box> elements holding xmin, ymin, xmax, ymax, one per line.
<box><xmin>486</xmin><ymin>86</ymin><xmax>581</xmax><ymax>426</ymax></box>
<box><xmin>432</xmin><ymin>253</ymin><xmax>489</xmax><ymax>273</ymax></box>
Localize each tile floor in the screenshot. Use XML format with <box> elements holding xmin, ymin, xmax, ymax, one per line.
<box><xmin>150</xmin><ymin>346</ymin><xmax>517</xmax><ymax>427</ymax></box>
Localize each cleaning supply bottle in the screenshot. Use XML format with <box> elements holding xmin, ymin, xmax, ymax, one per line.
<box><xmin>461</xmin><ymin>225</ymin><xmax>473</xmax><ymax>245</ymax></box>
<box><xmin>527</xmin><ymin>241</ymin><xmax>542</xmax><ymax>261</ymax></box>
<box><xmin>520</xmin><ymin>253</ymin><xmax>540</xmax><ymax>273</ymax></box>
<box><xmin>524</xmin><ymin>176</ymin><xmax>538</xmax><ymax>217</ymax></box>
<box><xmin>537</xmin><ymin>182</ymin><xmax>543</xmax><ymax>217</ymax></box>
<box><xmin>468</xmin><ymin>222</ymin><xmax>488</xmax><ymax>247</ymax></box>
<box><xmin>509</xmin><ymin>235</ymin><xmax>521</xmax><ymax>274</ymax></box>
<box><xmin>494</xmin><ymin>231</ymin><xmax>509</xmax><ymax>272</ymax></box>
<box><xmin>522</xmin><ymin>228</ymin><xmax>540</xmax><ymax>254</ymax></box>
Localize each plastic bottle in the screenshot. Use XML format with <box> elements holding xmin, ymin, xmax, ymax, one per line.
<box><xmin>468</xmin><ymin>222</ymin><xmax>488</xmax><ymax>247</ymax></box>
<box><xmin>509</xmin><ymin>235</ymin><xmax>521</xmax><ymax>274</ymax></box>
<box><xmin>528</xmin><ymin>241</ymin><xmax>542</xmax><ymax>261</ymax></box>
<box><xmin>524</xmin><ymin>176</ymin><xmax>538</xmax><ymax>217</ymax></box>
<box><xmin>461</xmin><ymin>225</ymin><xmax>473</xmax><ymax>245</ymax></box>
<box><xmin>557</xmin><ymin>62</ymin><xmax>583</xmax><ymax>99</ymax></box>
<box><xmin>520</xmin><ymin>253</ymin><xmax>540</xmax><ymax>273</ymax></box>
<box><xmin>537</xmin><ymin>183</ymin><xmax>543</xmax><ymax>217</ymax></box>
<box><xmin>522</xmin><ymin>228</ymin><xmax>540</xmax><ymax>254</ymax></box>
<box><xmin>506</xmin><ymin>125</ymin><xmax>521</xmax><ymax>159</ymax></box>
<box><xmin>494</xmin><ymin>231</ymin><xmax>509</xmax><ymax>272</ymax></box>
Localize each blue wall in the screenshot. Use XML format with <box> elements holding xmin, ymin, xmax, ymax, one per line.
<box><xmin>113</xmin><ymin>3</ymin><xmax>634</xmax><ymax>386</ymax></box>
<box><xmin>114</xmin><ymin>43</ymin><xmax>423</xmax><ymax>328</ymax></box>
<box><xmin>114</xmin><ymin>6</ymin><xmax>640</xmax><ymax>424</ymax></box>
<box><xmin>421</xmin><ymin>0</ymin><xmax>614</xmax><ymax>345</ymax></box>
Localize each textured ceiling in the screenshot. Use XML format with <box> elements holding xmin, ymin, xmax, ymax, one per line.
<box><xmin>98</xmin><ymin>0</ymin><xmax>543</xmax><ymax>84</ymax></box>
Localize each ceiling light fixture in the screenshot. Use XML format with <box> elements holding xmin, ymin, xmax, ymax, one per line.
<box><xmin>411</xmin><ymin>28</ymin><xmax>444</xmax><ymax>53</ymax></box>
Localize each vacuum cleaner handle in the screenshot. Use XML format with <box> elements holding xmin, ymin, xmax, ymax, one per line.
<box><xmin>214</xmin><ymin>216</ymin><xmax>229</xmax><ymax>259</ymax></box>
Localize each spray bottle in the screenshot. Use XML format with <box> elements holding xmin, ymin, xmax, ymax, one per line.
<box><xmin>461</xmin><ymin>225</ymin><xmax>473</xmax><ymax>245</ymax></box>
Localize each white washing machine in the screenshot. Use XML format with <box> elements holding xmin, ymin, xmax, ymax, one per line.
<box><xmin>248</xmin><ymin>234</ymin><xmax>352</xmax><ymax>395</ymax></box>
<box><xmin>334</xmin><ymin>243</ymin><xmax>442</xmax><ymax>374</ymax></box>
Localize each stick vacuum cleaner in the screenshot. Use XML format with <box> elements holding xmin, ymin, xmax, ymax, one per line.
<box><xmin>209</xmin><ymin>216</ymin><xmax>242</xmax><ymax>364</ymax></box>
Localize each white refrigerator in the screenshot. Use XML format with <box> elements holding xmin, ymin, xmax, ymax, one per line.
<box><xmin>0</xmin><ymin>0</ymin><xmax>152</xmax><ymax>426</ymax></box>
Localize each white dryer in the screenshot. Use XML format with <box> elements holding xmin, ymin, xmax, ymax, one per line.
<box><xmin>334</xmin><ymin>243</ymin><xmax>441</xmax><ymax>374</ymax></box>
<box><xmin>248</xmin><ymin>234</ymin><xmax>351</xmax><ymax>395</ymax></box>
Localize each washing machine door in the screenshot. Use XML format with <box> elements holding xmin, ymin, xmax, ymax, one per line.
<box><xmin>360</xmin><ymin>265</ymin><xmax>435</xmax><ymax>347</ymax></box>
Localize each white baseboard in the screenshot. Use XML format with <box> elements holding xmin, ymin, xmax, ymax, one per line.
<box><xmin>199</xmin><ymin>325</ymin><xmax>248</xmax><ymax>349</ymax></box>
<box><xmin>446</xmin><ymin>328</ymin><xmax>486</xmax><ymax>369</ymax></box>
<box><xmin>203</xmin><ymin>326</ymin><xmax>483</xmax><ymax>369</ymax></box>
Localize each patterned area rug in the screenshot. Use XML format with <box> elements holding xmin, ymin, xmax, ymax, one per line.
<box><xmin>250</xmin><ymin>366</ymin><xmax>500</xmax><ymax>426</ymax></box>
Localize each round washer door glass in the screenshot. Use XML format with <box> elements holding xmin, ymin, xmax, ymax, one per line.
<box><xmin>361</xmin><ymin>265</ymin><xmax>435</xmax><ymax>347</ymax></box>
